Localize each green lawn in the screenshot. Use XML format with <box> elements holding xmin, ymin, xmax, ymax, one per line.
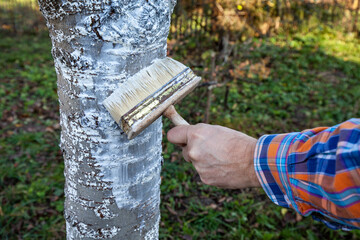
<box><xmin>0</xmin><ymin>25</ymin><xmax>359</xmax><ymax>239</ymax></box>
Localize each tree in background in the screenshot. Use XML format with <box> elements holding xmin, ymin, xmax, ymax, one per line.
<box><xmin>353</xmin><ymin>0</ymin><xmax>359</xmax><ymax>34</ymax></box>
<box><xmin>37</xmin><ymin>0</ymin><xmax>176</xmax><ymax>238</ymax></box>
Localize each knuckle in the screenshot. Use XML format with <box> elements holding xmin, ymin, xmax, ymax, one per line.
<box><xmin>188</xmin><ymin>124</ymin><xmax>207</xmax><ymax>140</ymax></box>
<box><xmin>195</xmin><ymin>123</ymin><xmax>207</xmax><ymax>128</ymax></box>
<box><xmin>187</xmin><ymin>130</ymin><xmax>199</xmax><ymax>140</ymax></box>
<box><xmin>187</xmin><ymin>148</ymin><xmax>198</xmax><ymax>160</ymax></box>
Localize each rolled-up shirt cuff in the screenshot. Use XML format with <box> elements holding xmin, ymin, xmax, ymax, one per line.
<box><xmin>254</xmin><ymin>133</ymin><xmax>300</xmax><ymax>211</ymax></box>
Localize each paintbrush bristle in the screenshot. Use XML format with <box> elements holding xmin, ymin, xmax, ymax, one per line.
<box><xmin>103</xmin><ymin>57</ymin><xmax>188</xmax><ymax>123</ymax></box>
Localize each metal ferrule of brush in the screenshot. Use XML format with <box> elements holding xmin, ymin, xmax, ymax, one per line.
<box><xmin>121</xmin><ymin>68</ymin><xmax>201</xmax><ymax>139</ymax></box>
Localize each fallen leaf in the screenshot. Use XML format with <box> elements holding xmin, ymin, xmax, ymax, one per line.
<box><xmin>209</xmin><ymin>203</ymin><xmax>218</xmax><ymax>209</ymax></box>
<box><xmin>182</xmin><ymin>235</ymin><xmax>192</xmax><ymax>240</ymax></box>
<box><xmin>166</xmin><ymin>204</ymin><xmax>177</xmax><ymax>215</ymax></box>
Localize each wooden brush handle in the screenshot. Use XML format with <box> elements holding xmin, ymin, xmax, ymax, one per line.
<box><xmin>163</xmin><ymin>105</ymin><xmax>189</xmax><ymax>126</ymax></box>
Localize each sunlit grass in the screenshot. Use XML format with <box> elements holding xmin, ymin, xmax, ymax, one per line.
<box><xmin>0</xmin><ymin>0</ymin><xmax>38</xmax><ymax>8</ymax></box>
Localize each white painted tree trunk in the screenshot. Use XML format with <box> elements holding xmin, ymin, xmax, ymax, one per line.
<box><xmin>38</xmin><ymin>0</ymin><xmax>176</xmax><ymax>239</ymax></box>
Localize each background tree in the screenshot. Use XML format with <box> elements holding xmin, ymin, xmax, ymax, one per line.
<box><xmin>353</xmin><ymin>0</ymin><xmax>359</xmax><ymax>34</ymax></box>
<box><xmin>37</xmin><ymin>0</ymin><xmax>176</xmax><ymax>238</ymax></box>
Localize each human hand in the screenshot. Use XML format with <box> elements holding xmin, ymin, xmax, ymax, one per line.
<box><xmin>167</xmin><ymin>123</ymin><xmax>260</xmax><ymax>189</ymax></box>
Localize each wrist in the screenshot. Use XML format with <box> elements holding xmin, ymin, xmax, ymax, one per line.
<box><xmin>246</xmin><ymin>138</ymin><xmax>261</xmax><ymax>188</ymax></box>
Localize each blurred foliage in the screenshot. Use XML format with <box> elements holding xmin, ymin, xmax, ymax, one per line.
<box><xmin>170</xmin><ymin>0</ymin><xmax>360</xmax><ymax>41</ymax></box>
<box><xmin>1</xmin><ymin>0</ymin><xmax>359</xmax><ymax>38</ymax></box>
<box><xmin>1</xmin><ymin>0</ymin><xmax>360</xmax><ymax>239</ymax></box>
<box><xmin>0</xmin><ymin>0</ymin><xmax>46</xmax><ymax>34</ymax></box>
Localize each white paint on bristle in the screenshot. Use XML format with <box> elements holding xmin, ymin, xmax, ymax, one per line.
<box><xmin>103</xmin><ymin>57</ymin><xmax>187</xmax><ymax>123</ymax></box>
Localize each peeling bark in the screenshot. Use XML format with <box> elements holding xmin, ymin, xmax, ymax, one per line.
<box><xmin>37</xmin><ymin>0</ymin><xmax>176</xmax><ymax>239</ymax></box>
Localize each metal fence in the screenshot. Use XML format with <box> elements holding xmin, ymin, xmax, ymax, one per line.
<box><xmin>170</xmin><ymin>0</ymin><xmax>360</xmax><ymax>40</ymax></box>
<box><xmin>0</xmin><ymin>0</ymin><xmax>359</xmax><ymax>38</ymax></box>
<box><xmin>170</xmin><ymin>0</ymin><xmax>213</xmax><ymax>40</ymax></box>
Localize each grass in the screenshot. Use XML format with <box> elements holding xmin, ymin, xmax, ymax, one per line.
<box><xmin>0</xmin><ymin>32</ymin><xmax>64</xmax><ymax>238</ymax></box>
<box><xmin>162</xmin><ymin>25</ymin><xmax>360</xmax><ymax>239</ymax></box>
<box><xmin>1</xmin><ymin>25</ymin><xmax>360</xmax><ymax>239</ymax></box>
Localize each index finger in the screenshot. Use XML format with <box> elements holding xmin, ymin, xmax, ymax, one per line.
<box><xmin>167</xmin><ymin>125</ymin><xmax>191</xmax><ymax>147</ymax></box>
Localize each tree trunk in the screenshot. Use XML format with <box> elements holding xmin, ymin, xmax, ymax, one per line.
<box><xmin>353</xmin><ymin>0</ymin><xmax>359</xmax><ymax>33</ymax></box>
<box><xmin>275</xmin><ymin>0</ymin><xmax>282</xmax><ymax>19</ymax></box>
<box><xmin>38</xmin><ymin>0</ymin><xmax>176</xmax><ymax>239</ymax></box>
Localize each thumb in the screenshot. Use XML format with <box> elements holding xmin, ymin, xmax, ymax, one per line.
<box><xmin>167</xmin><ymin>125</ymin><xmax>191</xmax><ymax>147</ymax></box>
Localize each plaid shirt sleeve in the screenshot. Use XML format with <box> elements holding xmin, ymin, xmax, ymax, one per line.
<box><xmin>254</xmin><ymin>118</ymin><xmax>360</xmax><ymax>230</ymax></box>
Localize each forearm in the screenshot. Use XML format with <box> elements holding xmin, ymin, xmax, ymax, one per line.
<box><xmin>254</xmin><ymin>118</ymin><xmax>360</xmax><ymax>230</ymax></box>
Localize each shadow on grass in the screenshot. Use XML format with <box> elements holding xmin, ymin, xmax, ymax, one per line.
<box><xmin>173</xmin><ymin>29</ymin><xmax>360</xmax><ymax>137</ymax></box>
<box><xmin>161</xmin><ymin>31</ymin><xmax>360</xmax><ymax>239</ymax></box>
<box><xmin>0</xmin><ymin>12</ymin><xmax>360</xmax><ymax>240</ymax></box>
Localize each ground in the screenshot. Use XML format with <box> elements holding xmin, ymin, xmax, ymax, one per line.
<box><xmin>0</xmin><ymin>25</ymin><xmax>360</xmax><ymax>239</ymax></box>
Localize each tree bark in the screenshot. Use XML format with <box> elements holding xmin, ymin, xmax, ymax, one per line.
<box><xmin>275</xmin><ymin>0</ymin><xmax>282</xmax><ymax>18</ymax></box>
<box><xmin>38</xmin><ymin>0</ymin><xmax>176</xmax><ymax>239</ymax></box>
<box><xmin>353</xmin><ymin>0</ymin><xmax>359</xmax><ymax>33</ymax></box>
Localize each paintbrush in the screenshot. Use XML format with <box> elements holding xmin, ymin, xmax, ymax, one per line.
<box><xmin>103</xmin><ymin>57</ymin><xmax>201</xmax><ymax>139</ymax></box>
